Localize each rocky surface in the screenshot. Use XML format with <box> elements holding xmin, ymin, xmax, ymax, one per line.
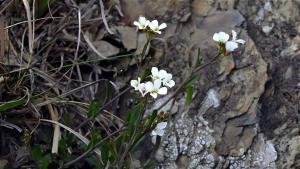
<box><xmin>123</xmin><ymin>0</ymin><xmax>300</xmax><ymax>168</ymax></box>
<box><xmin>1</xmin><ymin>0</ymin><xmax>299</xmax><ymax>168</ymax></box>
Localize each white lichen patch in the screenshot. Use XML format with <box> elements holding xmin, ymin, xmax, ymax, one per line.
<box><xmin>156</xmin><ymin>103</ymin><xmax>217</xmax><ymax>168</ymax></box>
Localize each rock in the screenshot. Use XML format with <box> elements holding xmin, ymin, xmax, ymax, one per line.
<box><xmin>227</xmin><ymin>134</ymin><xmax>277</xmax><ymax>169</ymax></box>
<box><xmin>262</xmin><ymin>25</ymin><xmax>273</xmax><ymax>35</ymax></box>
<box><xmin>121</xmin><ymin>0</ymin><xmax>190</xmax><ymax>22</ymax></box>
<box><xmin>116</xmin><ymin>26</ymin><xmax>137</xmax><ymax>51</ymax></box>
<box><xmin>280</xmin><ymin>43</ymin><xmax>299</xmax><ymax>57</ymax></box>
<box><xmin>92</xmin><ymin>40</ymin><xmax>120</xmax><ymax>58</ymax></box>
<box><xmin>145</xmin><ymin>95</ymin><xmax>182</xmax><ymax>116</ymax></box>
<box><xmin>264</xmin><ymin>1</ymin><xmax>272</xmax><ymax>12</ymax></box>
<box><xmin>156</xmin><ymin>7</ymin><xmax>268</xmax><ymax>168</ymax></box>
<box><xmin>192</xmin><ymin>0</ymin><xmax>214</xmax><ymax>17</ymax></box>
<box><xmin>130</xmin><ymin>159</ymin><xmax>141</xmax><ymax>169</ymax></box>
<box><xmin>276</xmin><ymin>0</ymin><xmax>299</xmax><ymax>22</ymax></box>
<box><xmin>191</xmin><ymin>10</ymin><xmax>245</xmax><ymax>49</ymax></box>
<box><xmin>286</xmin><ymin>136</ymin><xmax>300</xmax><ymax>168</ymax></box>
<box><xmin>134</xmin><ymin>33</ymin><xmax>148</xmax><ymax>55</ymax></box>
<box><xmin>284</xmin><ymin>66</ymin><xmax>293</xmax><ymax>80</ymax></box>
<box><xmin>213</xmin><ymin>35</ymin><xmax>268</xmax><ymax>156</ymax></box>
<box><xmin>157</xmin><ymin>111</ymin><xmax>216</xmax><ymax>169</ymax></box>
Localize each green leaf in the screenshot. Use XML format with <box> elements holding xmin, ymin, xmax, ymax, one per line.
<box><xmin>58</xmin><ymin>138</ymin><xmax>68</xmax><ymax>158</ymax></box>
<box><xmin>63</xmin><ymin>113</ymin><xmax>72</xmax><ymax>126</ymax></box>
<box><xmin>87</xmin><ymin>129</ymin><xmax>102</xmax><ymax>149</ymax></box>
<box><xmin>184</xmin><ymin>74</ymin><xmax>200</xmax><ymax>87</ymax></box>
<box><xmin>104</xmin><ymin>81</ymin><xmax>113</xmax><ymax>103</ymax></box>
<box><xmin>144</xmin><ymin>161</ymin><xmax>156</xmax><ymax>169</ymax></box>
<box><xmin>33</xmin><ymin>0</ymin><xmax>56</xmax><ymax>17</ymax></box>
<box><xmin>115</xmin><ymin>132</ymin><xmax>127</xmax><ymax>150</ymax></box>
<box><xmin>185</xmin><ymin>85</ymin><xmax>194</xmax><ymax>106</ymax></box>
<box><xmin>0</xmin><ymin>93</ymin><xmax>28</xmax><ymax>112</ymax></box>
<box><xmin>100</xmin><ymin>142</ymin><xmax>110</xmax><ymax>165</ymax></box>
<box><xmin>32</xmin><ymin>145</ymin><xmax>42</xmax><ymax>161</ymax></box>
<box><xmin>195</xmin><ymin>48</ymin><xmax>203</xmax><ymax>67</ymax></box>
<box><xmin>146</xmin><ymin>110</ymin><xmax>157</xmax><ymax>129</ymax></box>
<box><xmin>32</xmin><ymin>145</ymin><xmax>51</xmax><ymax>169</ymax></box>
<box><xmin>108</xmin><ymin>143</ymin><xmax>117</xmax><ymax>163</ymax></box>
<box><xmin>39</xmin><ymin>154</ymin><xmax>51</xmax><ymax>169</ymax></box>
<box><xmin>88</xmin><ymin>99</ymin><xmax>103</xmax><ymax>118</ymax></box>
<box><xmin>141</xmin><ymin>68</ymin><xmax>151</xmax><ymax>81</ymax></box>
<box><xmin>127</xmin><ymin>103</ymin><xmax>144</xmax><ymax>138</ymax></box>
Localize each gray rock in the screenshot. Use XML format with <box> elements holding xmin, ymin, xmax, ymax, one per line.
<box><xmin>116</xmin><ymin>26</ymin><xmax>137</xmax><ymax>51</ymax></box>
<box><xmin>92</xmin><ymin>40</ymin><xmax>120</xmax><ymax>58</ymax></box>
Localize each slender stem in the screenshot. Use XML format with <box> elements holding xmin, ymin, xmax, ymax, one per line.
<box><xmin>75</xmin><ymin>87</ymin><xmax>131</xmax><ymax>130</ymax></box>
<box><xmin>60</xmin><ymin>127</ymin><xmax>127</xmax><ymax>169</ymax></box>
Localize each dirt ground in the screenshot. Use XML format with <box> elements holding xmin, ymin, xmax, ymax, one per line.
<box><xmin>1</xmin><ymin>0</ymin><xmax>300</xmax><ymax>169</ymax></box>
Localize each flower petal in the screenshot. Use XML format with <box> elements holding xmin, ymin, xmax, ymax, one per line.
<box><xmin>138</xmin><ymin>83</ymin><xmax>145</xmax><ymax>92</ymax></box>
<box><xmin>232</xmin><ymin>30</ymin><xmax>237</xmax><ymax>41</ymax></box>
<box><xmin>213</xmin><ymin>33</ymin><xmax>220</xmax><ymax>42</ymax></box>
<box><xmin>150</xmin><ymin>92</ymin><xmax>158</xmax><ymax>98</ymax></box>
<box><xmin>153</xmin><ymin>30</ymin><xmax>161</xmax><ymax>34</ymax></box>
<box><xmin>159</xmin><ymin>70</ymin><xmax>167</xmax><ymax>79</ymax></box>
<box><xmin>236</xmin><ymin>39</ymin><xmax>245</xmax><ymax>44</ymax></box>
<box><xmin>219</xmin><ymin>32</ymin><xmax>230</xmax><ymax>42</ymax></box>
<box><xmin>157</xmin><ymin>122</ymin><xmax>167</xmax><ymax>129</ymax></box>
<box><xmin>165</xmin><ymin>73</ymin><xmax>172</xmax><ymax>80</ymax></box>
<box><xmin>130</xmin><ymin>80</ymin><xmax>138</xmax><ymax>89</ymax></box>
<box><xmin>158</xmin><ymin>87</ymin><xmax>167</xmax><ymax>95</ymax></box>
<box><xmin>139</xmin><ymin>16</ymin><xmax>147</xmax><ymax>24</ymax></box>
<box><xmin>149</xmin><ymin>20</ymin><xmax>159</xmax><ymax>30</ymax></box>
<box><xmin>145</xmin><ymin>20</ymin><xmax>150</xmax><ymax>27</ymax></box>
<box><xmin>151</xmin><ymin>130</ymin><xmax>157</xmax><ymax>136</ymax></box>
<box><xmin>156</xmin><ymin>129</ymin><xmax>165</xmax><ymax>136</ymax></box>
<box><xmin>153</xmin><ymin>79</ymin><xmax>162</xmax><ymax>89</ymax></box>
<box><xmin>159</xmin><ymin>23</ymin><xmax>167</xmax><ymax>30</ymax></box>
<box><xmin>164</xmin><ymin>80</ymin><xmax>175</xmax><ymax>88</ymax></box>
<box><xmin>133</xmin><ymin>21</ymin><xmax>140</xmax><ymax>27</ymax></box>
<box><xmin>225</xmin><ymin>41</ymin><xmax>238</xmax><ymax>52</ymax></box>
<box><xmin>145</xmin><ymin>81</ymin><xmax>154</xmax><ymax>92</ymax></box>
<box><xmin>151</xmin><ymin>67</ymin><xmax>159</xmax><ymax>77</ymax></box>
<box><xmin>151</xmin><ymin>135</ymin><xmax>157</xmax><ymax>144</ymax></box>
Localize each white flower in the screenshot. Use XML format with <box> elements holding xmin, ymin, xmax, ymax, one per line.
<box><xmin>151</xmin><ymin>67</ymin><xmax>167</xmax><ymax>81</ymax></box>
<box><xmin>225</xmin><ymin>41</ymin><xmax>238</xmax><ymax>52</ymax></box>
<box><xmin>213</xmin><ymin>32</ymin><xmax>230</xmax><ymax>43</ymax></box>
<box><xmin>149</xmin><ymin>20</ymin><xmax>167</xmax><ymax>34</ymax></box>
<box><xmin>130</xmin><ymin>77</ymin><xmax>141</xmax><ymax>90</ymax></box>
<box><xmin>145</xmin><ymin>80</ymin><xmax>167</xmax><ymax>99</ymax></box>
<box><xmin>151</xmin><ymin>122</ymin><xmax>167</xmax><ymax>144</ymax></box>
<box><xmin>130</xmin><ymin>78</ymin><xmax>146</xmax><ymax>96</ymax></box>
<box><xmin>133</xmin><ymin>16</ymin><xmax>150</xmax><ymax>30</ymax></box>
<box><xmin>225</xmin><ymin>30</ymin><xmax>245</xmax><ymax>52</ymax></box>
<box><xmin>163</xmin><ymin>73</ymin><xmax>175</xmax><ymax>88</ymax></box>
<box><xmin>231</xmin><ymin>30</ymin><xmax>245</xmax><ymax>44</ymax></box>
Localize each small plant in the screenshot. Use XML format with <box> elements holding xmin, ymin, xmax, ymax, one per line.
<box><xmin>1</xmin><ymin>10</ymin><xmax>245</xmax><ymax>168</ymax></box>
<box><xmin>213</xmin><ymin>30</ymin><xmax>245</xmax><ymax>55</ymax></box>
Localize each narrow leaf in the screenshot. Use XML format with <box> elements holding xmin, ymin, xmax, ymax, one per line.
<box><xmin>185</xmin><ymin>85</ymin><xmax>194</xmax><ymax>106</ymax></box>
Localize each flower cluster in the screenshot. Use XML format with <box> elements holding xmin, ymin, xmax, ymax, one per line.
<box><xmin>133</xmin><ymin>16</ymin><xmax>167</xmax><ymax>34</ymax></box>
<box><xmin>130</xmin><ymin>67</ymin><xmax>175</xmax><ymax>99</ymax></box>
<box><xmin>151</xmin><ymin>122</ymin><xmax>167</xmax><ymax>144</ymax></box>
<box><xmin>213</xmin><ymin>30</ymin><xmax>245</xmax><ymax>54</ymax></box>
